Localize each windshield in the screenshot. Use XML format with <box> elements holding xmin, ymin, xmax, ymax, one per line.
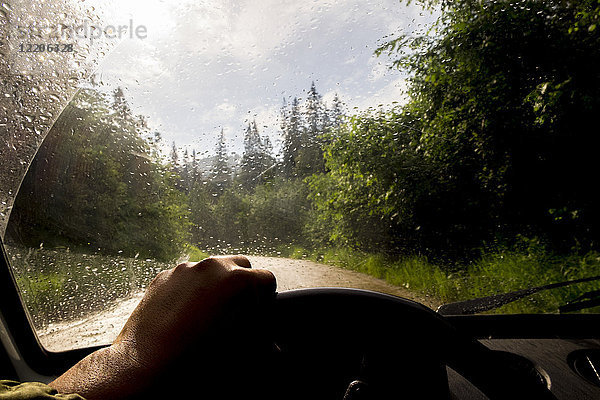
<box><xmin>2</xmin><ymin>0</ymin><xmax>600</xmax><ymax>352</ymax></box>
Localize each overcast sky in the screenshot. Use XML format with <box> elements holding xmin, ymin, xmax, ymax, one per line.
<box><xmin>93</xmin><ymin>0</ymin><xmax>436</xmax><ymax>159</ymax></box>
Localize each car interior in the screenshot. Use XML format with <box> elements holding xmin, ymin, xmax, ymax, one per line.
<box><xmin>1</xmin><ymin>0</ymin><xmax>600</xmax><ymax>399</ymax></box>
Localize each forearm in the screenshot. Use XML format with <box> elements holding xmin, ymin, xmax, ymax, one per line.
<box><xmin>49</xmin><ymin>344</ymin><xmax>149</xmax><ymax>400</ymax></box>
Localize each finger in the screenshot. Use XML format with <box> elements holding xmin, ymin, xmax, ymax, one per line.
<box><xmin>196</xmin><ymin>255</ymin><xmax>251</xmax><ymax>270</ymax></box>
<box><xmin>251</xmin><ymin>268</ymin><xmax>276</xmax><ymax>290</ymax></box>
<box><xmin>247</xmin><ymin>268</ymin><xmax>277</xmax><ymax>303</ymax></box>
<box><xmin>214</xmin><ymin>254</ymin><xmax>251</xmax><ymax>269</ymax></box>
<box><xmin>228</xmin><ymin>266</ymin><xmax>277</xmax><ymax>298</ymax></box>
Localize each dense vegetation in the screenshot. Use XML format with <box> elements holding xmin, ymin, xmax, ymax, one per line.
<box><xmin>6</xmin><ymin>0</ymin><xmax>600</xmax><ymax>317</ymax></box>
<box><xmin>8</xmin><ymin>88</ymin><xmax>189</xmax><ymax>261</ymax></box>
<box><xmin>367</xmin><ymin>0</ymin><xmax>600</xmax><ymax>259</ymax></box>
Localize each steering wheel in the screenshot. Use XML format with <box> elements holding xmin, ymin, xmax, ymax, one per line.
<box><xmin>141</xmin><ymin>288</ymin><xmax>555</xmax><ymax>400</ymax></box>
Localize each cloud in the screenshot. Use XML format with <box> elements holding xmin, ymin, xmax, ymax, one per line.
<box><xmin>368</xmin><ymin>56</ymin><xmax>392</xmax><ymax>82</ymax></box>
<box><xmin>92</xmin><ymin>0</ymin><xmax>432</xmax><ymax>154</ymax></box>
<box><xmin>366</xmin><ymin>76</ymin><xmax>409</xmax><ymax>108</ymax></box>
<box><xmin>216</xmin><ymin>102</ymin><xmax>237</xmax><ymax>118</ymax></box>
<box><xmin>102</xmin><ymin>41</ymin><xmax>168</xmax><ymax>85</ymax></box>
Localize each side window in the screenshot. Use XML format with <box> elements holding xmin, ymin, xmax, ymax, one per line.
<box><xmin>4</xmin><ymin>89</ymin><xmax>179</xmax><ymax>352</ymax></box>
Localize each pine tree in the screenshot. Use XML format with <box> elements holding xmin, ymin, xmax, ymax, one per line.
<box><xmin>257</xmin><ymin>132</ymin><xmax>275</xmax><ymax>182</ymax></box>
<box><xmin>112</xmin><ymin>87</ymin><xmax>131</xmax><ymax>121</ymax></box>
<box><xmin>148</xmin><ymin>130</ymin><xmax>162</xmax><ymax>160</ymax></box>
<box><xmin>171</xmin><ymin>141</ymin><xmax>179</xmax><ymax>166</ymax></box>
<box><xmin>180</xmin><ymin>148</ymin><xmax>191</xmax><ymax>192</ymax></box>
<box><xmin>304</xmin><ymin>81</ymin><xmax>325</xmax><ymax>141</ymax></box>
<box><xmin>280</xmin><ymin>97</ymin><xmax>302</xmax><ymax>178</ymax></box>
<box><xmin>240</xmin><ymin>120</ymin><xmax>275</xmax><ymax>189</ymax></box>
<box><xmin>240</xmin><ymin>121</ymin><xmax>262</xmax><ymax>188</ymax></box>
<box><xmin>209</xmin><ymin>128</ymin><xmax>230</xmax><ymax>195</ymax></box>
<box><xmin>190</xmin><ymin>148</ymin><xmax>198</xmax><ymax>184</ymax></box>
<box><xmin>329</xmin><ymin>93</ymin><xmax>345</xmax><ymax>130</ymax></box>
<box><xmin>170</xmin><ymin>141</ymin><xmax>179</xmax><ymax>168</ymax></box>
<box><xmin>296</xmin><ymin>82</ymin><xmax>326</xmax><ymax>176</ymax></box>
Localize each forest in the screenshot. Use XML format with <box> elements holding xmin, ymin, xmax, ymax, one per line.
<box><xmin>7</xmin><ymin>0</ymin><xmax>600</xmax><ymax>312</ymax></box>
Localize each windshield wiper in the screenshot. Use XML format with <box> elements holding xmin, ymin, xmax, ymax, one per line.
<box><xmin>558</xmin><ymin>289</ymin><xmax>600</xmax><ymax>313</ymax></box>
<box><xmin>437</xmin><ymin>274</ymin><xmax>600</xmax><ymax>315</ymax></box>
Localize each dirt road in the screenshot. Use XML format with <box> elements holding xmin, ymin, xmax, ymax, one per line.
<box><xmin>248</xmin><ymin>256</ymin><xmax>434</xmax><ymax>305</ymax></box>
<box><xmin>39</xmin><ymin>256</ymin><xmax>437</xmax><ymax>352</ymax></box>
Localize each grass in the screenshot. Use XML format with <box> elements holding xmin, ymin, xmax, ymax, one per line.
<box><xmin>279</xmin><ymin>245</ymin><xmax>600</xmax><ymax>314</ymax></box>
<box><xmin>5</xmin><ymin>245</ymin><xmax>172</xmax><ymax>329</ymax></box>
<box><xmin>6</xmin><ymin>243</ymin><xmax>210</xmax><ymax>331</ymax></box>
<box><xmin>459</xmin><ymin>250</ymin><xmax>600</xmax><ymax>313</ymax></box>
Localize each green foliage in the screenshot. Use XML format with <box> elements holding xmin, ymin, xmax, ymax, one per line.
<box><xmin>211</xmin><ymin>189</ymin><xmax>250</xmax><ymax>248</ymax></box>
<box><xmin>8</xmin><ymin>245</ymin><xmax>171</xmax><ymax>328</ymax></box>
<box><xmin>246</xmin><ymin>178</ymin><xmax>311</xmax><ymax>247</ymax></box>
<box><xmin>183</xmin><ymin>244</ymin><xmax>210</xmax><ymax>262</ymax></box>
<box><xmin>188</xmin><ymin>178</ymin><xmax>311</xmax><ymax>253</ymax></box>
<box><xmin>186</xmin><ymin>0</ymin><xmax>600</xmax><ymax>265</ymax></box>
<box><xmin>290</xmin><ymin>0</ymin><xmax>600</xmax><ymax>311</ymax></box>
<box><xmin>367</xmin><ymin>0</ymin><xmax>600</xmax><ymax>256</ymax></box>
<box><xmin>8</xmin><ymin>88</ymin><xmax>189</xmax><ymax>261</ymax></box>
<box><xmin>306</xmin><ymin>110</ymin><xmax>437</xmax><ymax>253</ymax></box>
